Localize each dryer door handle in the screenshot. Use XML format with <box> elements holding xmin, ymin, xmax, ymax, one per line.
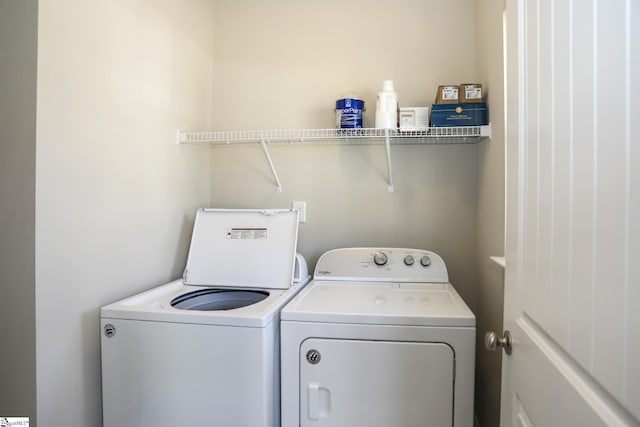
<box><xmin>307</xmin><ymin>383</ymin><xmax>331</xmax><ymax>420</ymax></box>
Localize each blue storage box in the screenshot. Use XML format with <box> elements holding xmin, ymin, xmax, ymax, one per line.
<box><xmin>431</xmin><ymin>102</ymin><xmax>488</xmax><ymax>127</ymax></box>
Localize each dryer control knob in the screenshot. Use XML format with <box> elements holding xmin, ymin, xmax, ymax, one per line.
<box><xmin>373</xmin><ymin>252</ymin><xmax>388</xmax><ymax>266</ymax></box>
<box><xmin>420</xmin><ymin>255</ymin><xmax>432</xmax><ymax>267</ymax></box>
<box><xmin>404</xmin><ymin>255</ymin><xmax>415</xmax><ymax>266</ymax></box>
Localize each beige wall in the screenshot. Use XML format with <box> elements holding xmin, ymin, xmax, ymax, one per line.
<box><xmin>209</xmin><ymin>0</ymin><xmax>480</xmax><ymax>308</ymax></box>
<box><xmin>0</xmin><ymin>0</ymin><xmax>38</xmax><ymax>422</ymax></box>
<box><xmin>475</xmin><ymin>0</ymin><xmax>506</xmax><ymax>426</ymax></box>
<box><xmin>34</xmin><ymin>1</ymin><xmax>215</xmax><ymax>425</ymax></box>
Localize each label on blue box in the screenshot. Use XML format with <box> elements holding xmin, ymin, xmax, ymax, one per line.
<box><xmin>431</xmin><ymin>102</ymin><xmax>488</xmax><ymax>127</ymax></box>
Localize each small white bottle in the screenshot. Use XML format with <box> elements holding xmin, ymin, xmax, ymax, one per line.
<box><xmin>375</xmin><ymin>80</ymin><xmax>399</xmax><ymax>129</ymax></box>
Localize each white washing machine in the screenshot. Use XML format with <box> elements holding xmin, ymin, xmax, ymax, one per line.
<box><xmin>101</xmin><ymin>208</ymin><xmax>310</xmax><ymax>427</ymax></box>
<box><xmin>280</xmin><ymin>247</ymin><xmax>476</xmax><ymax>427</ymax></box>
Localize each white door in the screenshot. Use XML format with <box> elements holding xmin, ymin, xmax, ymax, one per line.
<box><xmin>502</xmin><ymin>0</ymin><xmax>639</xmax><ymax>426</ymax></box>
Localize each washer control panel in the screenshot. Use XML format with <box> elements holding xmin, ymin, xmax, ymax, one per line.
<box><xmin>314</xmin><ymin>247</ymin><xmax>449</xmax><ymax>283</ymax></box>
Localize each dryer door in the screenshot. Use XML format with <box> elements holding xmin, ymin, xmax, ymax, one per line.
<box><xmin>299</xmin><ymin>338</ymin><xmax>454</xmax><ymax>427</ymax></box>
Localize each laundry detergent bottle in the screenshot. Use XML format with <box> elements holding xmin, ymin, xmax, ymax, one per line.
<box><xmin>375</xmin><ymin>80</ymin><xmax>399</xmax><ymax>129</ymax></box>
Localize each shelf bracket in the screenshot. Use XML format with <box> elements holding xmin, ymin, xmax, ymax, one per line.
<box><xmin>260</xmin><ymin>139</ymin><xmax>283</xmax><ymax>192</ymax></box>
<box><xmin>384</xmin><ymin>129</ymin><xmax>394</xmax><ymax>192</ymax></box>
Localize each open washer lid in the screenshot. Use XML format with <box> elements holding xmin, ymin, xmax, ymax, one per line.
<box><xmin>183</xmin><ymin>208</ymin><xmax>299</xmax><ymax>289</ymax></box>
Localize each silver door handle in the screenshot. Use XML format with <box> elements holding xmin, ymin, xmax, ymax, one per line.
<box><xmin>485</xmin><ymin>330</ymin><xmax>512</xmax><ymax>355</ymax></box>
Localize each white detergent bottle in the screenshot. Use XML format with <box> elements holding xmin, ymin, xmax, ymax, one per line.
<box><xmin>375</xmin><ymin>80</ymin><xmax>399</xmax><ymax>129</ymax></box>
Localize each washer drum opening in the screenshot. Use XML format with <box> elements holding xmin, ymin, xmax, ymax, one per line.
<box><xmin>171</xmin><ymin>289</ymin><xmax>269</xmax><ymax>311</ymax></box>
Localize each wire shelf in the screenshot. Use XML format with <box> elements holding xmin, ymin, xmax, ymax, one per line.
<box><xmin>176</xmin><ymin>125</ymin><xmax>491</xmax><ymax>146</ymax></box>
<box><xmin>176</xmin><ymin>125</ymin><xmax>491</xmax><ymax>193</ymax></box>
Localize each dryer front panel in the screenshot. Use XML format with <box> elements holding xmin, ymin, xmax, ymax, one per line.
<box><xmin>299</xmin><ymin>338</ymin><xmax>454</xmax><ymax>427</ymax></box>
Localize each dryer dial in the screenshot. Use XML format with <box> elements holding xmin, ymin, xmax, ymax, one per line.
<box><xmin>420</xmin><ymin>255</ymin><xmax>432</xmax><ymax>267</ymax></box>
<box><xmin>404</xmin><ymin>255</ymin><xmax>415</xmax><ymax>266</ymax></box>
<box><xmin>373</xmin><ymin>252</ymin><xmax>388</xmax><ymax>266</ymax></box>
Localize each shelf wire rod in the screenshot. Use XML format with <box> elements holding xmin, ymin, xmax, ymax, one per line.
<box><xmin>384</xmin><ymin>128</ymin><xmax>394</xmax><ymax>192</ymax></box>
<box><xmin>260</xmin><ymin>139</ymin><xmax>283</xmax><ymax>192</ymax></box>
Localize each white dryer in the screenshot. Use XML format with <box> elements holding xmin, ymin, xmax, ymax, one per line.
<box><xmin>280</xmin><ymin>247</ymin><xmax>475</xmax><ymax>427</ymax></box>
<box><xmin>101</xmin><ymin>209</ymin><xmax>310</xmax><ymax>427</ymax></box>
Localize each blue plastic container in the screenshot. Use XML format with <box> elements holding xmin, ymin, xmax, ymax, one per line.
<box><xmin>336</xmin><ymin>98</ymin><xmax>365</xmax><ymax>128</ymax></box>
<box><xmin>431</xmin><ymin>103</ymin><xmax>488</xmax><ymax>127</ymax></box>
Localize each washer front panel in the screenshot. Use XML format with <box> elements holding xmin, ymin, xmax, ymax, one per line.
<box><xmin>101</xmin><ymin>317</ymin><xmax>277</xmax><ymax>427</ymax></box>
